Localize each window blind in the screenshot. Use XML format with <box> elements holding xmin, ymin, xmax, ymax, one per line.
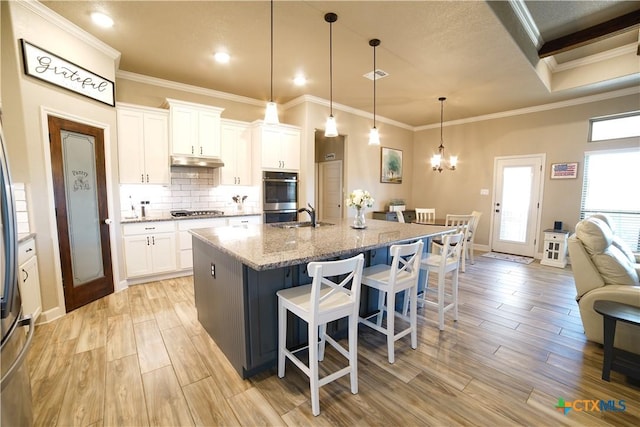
<box><xmin>580</xmin><ymin>149</ymin><xmax>640</xmax><ymax>251</ymax></box>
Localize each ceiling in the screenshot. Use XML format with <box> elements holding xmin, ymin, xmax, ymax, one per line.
<box><xmin>40</xmin><ymin>1</ymin><xmax>640</xmax><ymax>128</ymax></box>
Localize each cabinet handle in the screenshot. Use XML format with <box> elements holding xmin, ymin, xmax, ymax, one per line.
<box><xmin>237</xmin><ymin>177</ymin><xmax>240</xmax><ymax>184</ymax></box>
<box><xmin>146</xmin><ymin>236</ymin><xmax>150</xmax><ymax>246</ymax></box>
<box><xmin>200</xmin><ymin>147</ymin><xmax>203</xmax><ymax>155</ymax></box>
<box><xmin>144</xmin><ymin>227</ymin><xmax>155</xmax><ymax>230</ymax></box>
<box><xmin>191</xmin><ymin>146</ymin><xmax>194</xmax><ymax>154</ymax></box>
<box><xmin>22</xmin><ymin>268</ymin><xmax>28</xmax><ymax>282</ymax></box>
<box><xmin>141</xmin><ymin>174</ymin><xmax>144</xmax><ymax>183</ymax></box>
<box><xmin>152</xmin><ymin>236</ymin><xmax>155</xmax><ymax>245</ymax></box>
<box><xmin>25</xmin><ymin>248</ymin><xmax>33</xmax><ymax>253</ymax></box>
<box><xmin>146</xmin><ymin>174</ymin><xmax>149</xmax><ymax>183</ymax></box>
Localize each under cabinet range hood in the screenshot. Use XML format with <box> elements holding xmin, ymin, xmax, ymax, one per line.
<box><xmin>171</xmin><ymin>155</ymin><xmax>224</xmax><ymax>168</ymax></box>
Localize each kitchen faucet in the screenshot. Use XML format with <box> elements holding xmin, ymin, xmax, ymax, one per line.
<box><xmin>298</xmin><ymin>203</ymin><xmax>317</xmax><ymax>227</ymax></box>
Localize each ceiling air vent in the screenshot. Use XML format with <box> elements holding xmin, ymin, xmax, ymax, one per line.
<box><xmin>363</xmin><ymin>69</ymin><xmax>389</xmax><ymax>80</ymax></box>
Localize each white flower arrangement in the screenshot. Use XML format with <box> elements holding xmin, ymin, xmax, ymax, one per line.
<box><xmin>346</xmin><ymin>189</ymin><xmax>374</xmax><ymax>209</ymax></box>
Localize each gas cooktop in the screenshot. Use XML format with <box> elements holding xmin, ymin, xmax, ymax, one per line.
<box><xmin>170</xmin><ymin>209</ymin><xmax>225</xmax><ymax>217</ymax></box>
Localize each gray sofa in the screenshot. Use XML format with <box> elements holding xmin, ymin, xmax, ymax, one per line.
<box><xmin>567</xmin><ymin>216</ymin><xmax>640</xmax><ymax>354</ymax></box>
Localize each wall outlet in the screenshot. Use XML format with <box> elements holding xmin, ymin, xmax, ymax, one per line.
<box><xmin>480</xmin><ymin>189</ymin><xmax>489</xmax><ymax>195</ymax></box>
<box><xmin>210</xmin><ymin>263</ymin><xmax>216</xmax><ymax>278</ymax></box>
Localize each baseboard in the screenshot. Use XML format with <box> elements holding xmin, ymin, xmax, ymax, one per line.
<box><xmin>124</xmin><ymin>269</ymin><xmax>193</xmax><ymax>286</ymax></box>
<box><xmin>36</xmin><ymin>305</ymin><xmax>66</xmax><ymax>324</ymax></box>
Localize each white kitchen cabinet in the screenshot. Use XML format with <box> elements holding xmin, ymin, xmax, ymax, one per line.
<box><xmin>251</xmin><ymin>121</ymin><xmax>300</xmax><ymax>172</ymax></box>
<box><xmin>166</xmin><ymin>98</ymin><xmax>224</xmax><ymax>158</ymax></box>
<box><xmin>218</xmin><ymin>119</ymin><xmax>252</xmax><ymax>186</ymax></box>
<box><xmin>123</xmin><ymin>221</ymin><xmax>177</xmax><ymax>278</ymax></box>
<box><xmin>227</xmin><ymin>215</ymin><xmax>262</xmax><ymax>226</ymax></box>
<box><xmin>177</xmin><ymin>218</ymin><xmax>226</xmax><ymax>269</ymax></box>
<box><xmin>117</xmin><ymin>104</ymin><xmax>169</xmax><ymax>184</ymax></box>
<box><xmin>18</xmin><ymin>237</ymin><xmax>42</xmax><ymax>320</ymax></box>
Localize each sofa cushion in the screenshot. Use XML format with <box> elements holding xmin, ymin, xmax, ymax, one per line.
<box><xmin>575</xmin><ymin>217</ymin><xmax>612</xmax><ymax>256</ymax></box>
<box><xmin>612</xmin><ymin>235</ymin><xmax>637</xmax><ymax>264</ymax></box>
<box><xmin>591</xmin><ymin>246</ymin><xmax>639</xmax><ymax>286</ymax></box>
<box><xmin>575</xmin><ymin>217</ymin><xmax>639</xmax><ymax>286</ymax></box>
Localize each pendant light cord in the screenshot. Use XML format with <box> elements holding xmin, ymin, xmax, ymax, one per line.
<box><xmin>440</xmin><ymin>97</ymin><xmax>444</xmax><ymax>146</ymax></box>
<box><xmin>329</xmin><ymin>19</ymin><xmax>333</xmax><ymax>116</ymax></box>
<box><xmin>373</xmin><ymin>44</ymin><xmax>376</xmax><ymax>127</ymax></box>
<box><xmin>269</xmin><ymin>0</ymin><xmax>274</xmax><ymax>102</ymax></box>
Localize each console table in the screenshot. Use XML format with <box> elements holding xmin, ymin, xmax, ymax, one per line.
<box><xmin>593</xmin><ymin>300</ymin><xmax>640</xmax><ymax>381</ymax></box>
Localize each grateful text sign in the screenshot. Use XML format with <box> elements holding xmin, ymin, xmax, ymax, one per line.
<box><xmin>21</xmin><ymin>39</ymin><xmax>115</xmax><ymax>106</ymax></box>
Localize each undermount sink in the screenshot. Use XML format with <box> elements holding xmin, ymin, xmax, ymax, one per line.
<box><xmin>270</xmin><ymin>221</ymin><xmax>334</xmax><ymax>229</ymax></box>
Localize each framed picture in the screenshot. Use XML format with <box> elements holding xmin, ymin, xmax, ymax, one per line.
<box><xmin>550</xmin><ymin>162</ymin><xmax>578</xmax><ymax>179</ymax></box>
<box><xmin>20</xmin><ymin>39</ymin><xmax>115</xmax><ymax>107</ymax></box>
<box><xmin>381</xmin><ymin>147</ymin><xmax>403</xmax><ymax>183</ymax></box>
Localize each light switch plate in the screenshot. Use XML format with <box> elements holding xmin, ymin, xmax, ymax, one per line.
<box><xmin>480</xmin><ymin>189</ymin><xmax>489</xmax><ymax>195</ymax></box>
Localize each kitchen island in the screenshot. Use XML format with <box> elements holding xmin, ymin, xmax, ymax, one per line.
<box><xmin>190</xmin><ymin>219</ymin><xmax>452</xmax><ymax>378</ymax></box>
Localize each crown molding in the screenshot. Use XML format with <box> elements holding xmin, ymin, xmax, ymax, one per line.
<box><xmin>116</xmin><ymin>70</ymin><xmax>264</xmax><ymax>107</ymax></box>
<box><xmin>284</xmin><ymin>95</ymin><xmax>414</xmax><ymax>131</ymax></box>
<box><xmin>509</xmin><ymin>0</ymin><xmax>543</xmax><ymax>48</ymax></box>
<box><xmin>18</xmin><ymin>0</ymin><xmax>121</xmax><ymax>63</ymax></box>
<box><xmin>551</xmin><ymin>43</ymin><xmax>638</xmax><ymax>72</ymax></box>
<box><xmin>415</xmin><ymin>86</ymin><xmax>640</xmax><ymax>131</ymax></box>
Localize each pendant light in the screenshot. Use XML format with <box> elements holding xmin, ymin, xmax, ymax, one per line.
<box><xmin>264</xmin><ymin>0</ymin><xmax>279</xmax><ymax>124</ymax></box>
<box><xmin>324</xmin><ymin>12</ymin><xmax>338</xmax><ymax>137</ymax></box>
<box><xmin>368</xmin><ymin>38</ymin><xmax>381</xmax><ymax>146</ymax></box>
<box><xmin>431</xmin><ymin>97</ymin><xmax>458</xmax><ymax>173</ymax></box>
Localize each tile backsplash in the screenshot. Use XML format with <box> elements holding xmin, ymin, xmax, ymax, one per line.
<box><xmin>14</xmin><ymin>183</ymin><xmax>31</xmax><ymax>234</ymax></box>
<box><xmin>120</xmin><ymin>166</ymin><xmax>259</xmax><ymax>218</ymax></box>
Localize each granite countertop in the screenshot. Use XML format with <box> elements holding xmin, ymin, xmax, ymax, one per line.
<box><xmin>190</xmin><ymin>219</ymin><xmax>453</xmax><ymax>271</ymax></box>
<box><xmin>121</xmin><ymin>211</ymin><xmax>262</xmax><ymax>224</ymax></box>
<box><xmin>18</xmin><ymin>232</ymin><xmax>36</xmax><ymax>244</ymax></box>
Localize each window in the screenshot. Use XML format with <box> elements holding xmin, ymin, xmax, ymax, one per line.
<box><xmin>581</xmin><ymin>149</ymin><xmax>640</xmax><ymax>251</ymax></box>
<box><xmin>589</xmin><ymin>111</ymin><xmax>640</xmax><ymax>142</ymax></box>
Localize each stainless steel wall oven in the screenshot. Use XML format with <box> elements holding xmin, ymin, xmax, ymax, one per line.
<box><xmin>263</xmin><ymin>171</ymin><xmax>298</xmax><ymax>223</ymax></box>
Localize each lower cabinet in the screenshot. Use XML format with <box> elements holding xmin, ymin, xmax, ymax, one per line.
<box><xmin>178</xmin><ymin>218</ymin><xmax>227</xmax><ymax>269</ymax></box>
<box><xmin>18</xmin><ymin>237</ymin><xmax>42</xmax><ymax>320</ymax></box>
<box><xmin>123</xmin><ymin>221</ymin><xmax>176</xmax><ymax>278</ymax></box>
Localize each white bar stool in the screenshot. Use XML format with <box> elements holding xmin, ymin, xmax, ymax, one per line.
<box><xmin>358</xmin><ymin>240</ymin><xmax>424</xmax><ymax>363</ymax></box>
<box><xmin>277</xmin><ymin>253</ymin><xmax>365</xmax><ymax>416</ymax></box>
<box><xmin>417</xmin><ymin>232</ymin><xmax>464</xmax><ymax>330</ymax></box>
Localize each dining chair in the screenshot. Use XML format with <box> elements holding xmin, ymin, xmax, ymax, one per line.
<box><xmin>432</xmin><ymin>214</ymin><xmax>472</xmax><ymax>272</ymax></box>
<box><xmin>277</xmin><ymin>253</ymin><xmax>365</xmax><ymax>416</ymax></box>
<box><xmin>417</xmin><ymin>231</ymin><xmax>464</xmax><ymax>330</ymax></box>
<box><xmin>466</xmin><ymin>211</ymin><xmax>483</xmax><ymax>265</ymax></box>
<box><xmin>396</xmin><ymin>210</ymin><xmax>405</xmax><ymax>223</ymax></box>
<box><xmin>415</xmin><ymin>208</ymin><xmax>436</xmax><ymax>224</ymax></box>
<box><xmin>359</xmin><ymin>240</ymin><xmax>424</xmax><ymax>363</ymax></box>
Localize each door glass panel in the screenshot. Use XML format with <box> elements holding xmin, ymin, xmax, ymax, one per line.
<box><xmin>499</xmin><ymin>166</ymin><xmax>532</xmax><ymax>243</ymax></box>
<box><xmin>61</xmin><ymin>130</ymin><xmax>104</xmax><ymax>286</ymax></box>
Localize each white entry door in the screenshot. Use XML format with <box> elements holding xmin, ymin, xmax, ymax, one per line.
<box><xmin>491</xmin><ymin>155</ymin><xmax>544</xmax><ymax>257</ymax></box>
<box><xmin>318</xmin><ymin>160</ymin><xmax>343</xmax><ymax>221</ymax></box>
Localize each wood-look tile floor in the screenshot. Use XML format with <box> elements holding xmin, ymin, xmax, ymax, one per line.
<box><xmin>27</xmin><ymin>255</ymin><xmax>640</xmax><ymax>426</ymax></box>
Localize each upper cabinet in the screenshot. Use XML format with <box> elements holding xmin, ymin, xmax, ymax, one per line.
<box><xmin>218</xmin><ymin>119</ymin><xmax>252</xmax><ymax>186</ymax></box>
<box><xmin>251</xmin><ymin>121</ymin><xmax>300</xmax><ymax>172</ymax></box>
<box><xmin>165</xmin><ymin>98</ymin><xmax>224</xmax><ymax>157</ymax></box>
<box><xmin>117</xmin><ymin>103</ymin><xmax>169</xmax><ymax>185</ymax></box>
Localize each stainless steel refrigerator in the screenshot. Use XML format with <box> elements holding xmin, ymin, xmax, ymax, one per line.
<box><xmin>0</xmin><ymin>123</ymin><xmax>35</xmax><ymax>426</ymax></box>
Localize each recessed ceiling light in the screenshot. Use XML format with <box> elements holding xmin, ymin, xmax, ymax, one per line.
<box><xmin>91</xmin><ymin>12</ymin><xmax>113</xmax><ymax>28</ymax></box>
<box><xmin>214</xmin><ymin>52</ymin><xmax>230</xmax><ymax>64</ymax></box>
<box><xmin>293</xmin><ymin>75</ymin><xmax>307</xmax><ymax>86</ymax></box>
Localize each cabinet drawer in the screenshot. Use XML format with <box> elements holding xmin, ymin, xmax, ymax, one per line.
<box><xmin>18</xmin><ymin>238</ymin><xmax>36</xmax><ymax>265</ymax></box>
<box><xmin>123</xmin><ymin>221</ymin><xmax>175</xmax><ymax>235</ymax></box>
<box><xmin>177</xmin><ymin>217</ymin><xmax>226</xmax><ymax>231</ymax></box>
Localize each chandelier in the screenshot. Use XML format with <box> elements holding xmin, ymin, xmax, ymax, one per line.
<box><xmin>431</xmin><ymin>97</ymin><xmax>457</xmax><ymax>173</ymax></box>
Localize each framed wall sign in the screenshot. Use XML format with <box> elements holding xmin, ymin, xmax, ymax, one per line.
<box><xmin>381</xmin><ymin>147</ymin><xmax>403</xmax><ymax>183</ymax></box>
<box><xmin>550</xmin><ymin>162</ymin><xmax>578</xmax><ymax>179</ymax></box>
<box><xmin>20</xmin><ymin>39</ymin><xmax>115</xmax><ymax>107</ymax></box>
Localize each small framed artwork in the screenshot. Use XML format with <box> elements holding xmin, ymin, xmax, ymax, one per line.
<box><xmin>550</xmin><ymin>162</ymin><xmax>578</xmax><ymax>179</ymax></box>
<box><xmin>381</xmin><ymin>147</ymin><xmax>403</xmax><ymax>183</ymax></box>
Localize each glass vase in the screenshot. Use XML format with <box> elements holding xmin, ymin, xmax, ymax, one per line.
<box><xmin>353</xmin><ymin>207</ymin><xmax>366</xmax><ymax>229</ymax></box>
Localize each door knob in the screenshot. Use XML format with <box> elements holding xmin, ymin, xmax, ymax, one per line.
<box><xmin>104</xmin><ymin>218</ymin><xmax>112</xmax><ymax>224</ymax></box>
